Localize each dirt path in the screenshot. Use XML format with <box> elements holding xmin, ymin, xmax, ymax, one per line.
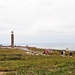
<box><xmin>0</xmin><ymin>72</ymin><xmax>6</xmax><ymax>75</ymax></box>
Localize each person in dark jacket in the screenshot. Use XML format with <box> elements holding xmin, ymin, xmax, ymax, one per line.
<box><xmin>61</xmin><ymin>51</ymin><xmax>63</xmax><ymax>56</ymax></box>
<box><xmin>70</xmin><ymin>51</ymin><xmax>73</xmax><ymax>57</ymax></box>
<box><xmin>43</xmin><ymin>50</ymin><xmax>46</xmax><ymax>55</ymax></box>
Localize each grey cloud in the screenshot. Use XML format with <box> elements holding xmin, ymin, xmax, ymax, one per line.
<box><xmin>0</xmin><ymin>0</ymin><xmax>75</xmax><ymax>44</ymax></box>
<box><xmin>0</xmin><ymin>26</ymin><xmax>7</xmax><ymax>31</ymax></box>
<box><xmin>3</xmin><ymin>20</ymin><xmax>28</xmax><ymax>26</ymax></box>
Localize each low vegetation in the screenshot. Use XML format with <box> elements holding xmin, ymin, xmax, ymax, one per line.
<box><xmin>0</xmin><ymin>48</ymin><xmax>75</xmax><ymax>75</ymax></box>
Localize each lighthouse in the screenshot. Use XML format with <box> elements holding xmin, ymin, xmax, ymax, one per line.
<box><xmin>11</xmin><ymin>31</ymin><xmax>14</xmax><ymax>48</ymax></box>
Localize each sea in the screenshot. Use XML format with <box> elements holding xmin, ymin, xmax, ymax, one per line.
<box><xmin>3</xmin><ymin>43</ymin><xmax>75</xmax><ymax>51</ymax></box>
<box><xmin>19</xmin><ymin>43</ymin><xmax>75</xmax><ymax>51</ymax></box>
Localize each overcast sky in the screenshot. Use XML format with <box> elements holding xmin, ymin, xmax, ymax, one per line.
<box><xmin>0</xmin><ymin>0</ymin><xmax>75</xmax><ymax>45</ymax></box>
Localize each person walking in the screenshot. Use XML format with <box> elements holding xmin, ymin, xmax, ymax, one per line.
<box><xmin>63</xmin><ymin>51</ymin><xmax>65</xmax><ymax>56</ymax></box>
<box><xmin>43</xmin><ymin>50</ymin><xmax>46</xmax><ymax>55</ymax></box>
<box><xmin>70</xmin><ymin>51</ymin><xmax>73</xmax><ymax>57</ymax></box>
<box><xmin>61</xmin><ymin>51</ymin><xmax>65</xmax><ymax>56</ymax></box>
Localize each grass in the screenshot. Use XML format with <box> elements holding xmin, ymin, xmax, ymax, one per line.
<box><xmin>0</xmin><ymin>48</ymin><xmax>75</xmax><ymax>75</ymax></box>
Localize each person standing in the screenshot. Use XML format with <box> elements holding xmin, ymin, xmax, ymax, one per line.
<box><xmin>61</xmin><ymin>51</ymin><xmax>65</xmax><ymax>56</ymax></box>
<box><xmin>43</xmin><ymin>50</ymin><xmax>46</xmax><ymax>55</ymax></box>
<box><xmin>70</xmin><ymin>51</ymin><xmax>73</xmax><ymax>57</ymax></box>
<box><xmin>61</xmin><ymin>51</ymin><xmax>63</xmax><ymax>56</ymax></box>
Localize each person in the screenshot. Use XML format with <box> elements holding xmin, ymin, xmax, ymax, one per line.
<box><xmin>63</xmin><ymin>51</ymin><xmax>65</xmax><ymax>56</ymax></box>
<box><xmin>43</xmin><ymin>50</ymin><xmax>46</xmax><ymax>55</ymax></box>
<box><xmin>34</xmin><ymin>52</ymin><xmax>36</xmax><ymax>55</ymax></box>
<box><xmin>61</xmin><ymin>51</ymin><xmax>65</xmax><ymax>56</ymax></box>
<box><xmin>61</xmin><ymin>51</ymin><xmax>63</xmax><ymax>56</ymax></box>
<box><xmin>70</xmin><ymin>51</ymin><xmax>73</xmax><ymax>57</ymax></box>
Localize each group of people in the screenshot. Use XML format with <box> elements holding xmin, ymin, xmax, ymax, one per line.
<box><xmin>61</xmin><ymin>51</ymin><xmax>73</xmax><ymax>57</ymax></box>
<box><xmin>43</xmin><ymin>49</ymin><xmax>52</xmax><ymax>55</ymax></box>
<box><xmin>43</xmin><ymin>48</ymin><xmax>73</xmax><ymax>57</ymax></box>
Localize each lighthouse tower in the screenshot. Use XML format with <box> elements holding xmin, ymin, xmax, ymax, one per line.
<box><xmin>11</xmin><ymin>31</ymin><xmax>14</xmax><ymax>48</ymax></box>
